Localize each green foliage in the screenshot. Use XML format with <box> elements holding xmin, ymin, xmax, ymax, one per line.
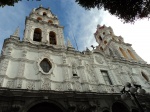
<box><xmin>0</xmin><ymin>0</ymin><xmax>19</xmax><ymax>7</ymax></box>
<box><xmin>75</xmin><ymin>0</ymin><xmax>150</xmax><ymax>23</ymax></box>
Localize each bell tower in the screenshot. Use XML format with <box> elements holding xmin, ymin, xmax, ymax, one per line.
<box><xmin>23</xmin><ymin>5</ymin><xmax>65</xmax><ymax>47</ymax></box>
<box><xmin>94</xmin><ymin>24</ymin><xmax>146</xmax><ymax>63</ymax></box>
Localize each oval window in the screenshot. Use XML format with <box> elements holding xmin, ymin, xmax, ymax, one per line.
<box><xmin>40</xmin><ymin>58</ymin><xmax>52</xmax><ymax>73</ymax></box>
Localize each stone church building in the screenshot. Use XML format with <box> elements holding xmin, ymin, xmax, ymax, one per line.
<box><xmin>0</xmin><ymin>5</ymin><xmax>150</xmax><ymax>112</ymax></box>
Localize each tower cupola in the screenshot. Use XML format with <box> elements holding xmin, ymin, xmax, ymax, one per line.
<box><xmin>23</xmin><ymin>6</ymin><xmax>65</xmax><ymax>47</ymax></box>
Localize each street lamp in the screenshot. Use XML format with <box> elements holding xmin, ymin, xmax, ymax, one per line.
<box><xmin>120</xmin><ymin>82</ymin><xmax>146</xmax><ymax>112</ymax></box>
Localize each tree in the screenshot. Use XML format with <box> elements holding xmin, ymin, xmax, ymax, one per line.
<box><xmin>0</xmin><ymin>0</ymin><xmax>19</xmax><ymax>7</ymax></box>
<box><xmin>75</xmin><ymin>0</ymin><xmax>150</xmax><ymax>23</ymax></box>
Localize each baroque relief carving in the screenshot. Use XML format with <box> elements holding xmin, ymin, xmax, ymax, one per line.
<box><xmin>41</xmin><ymin>78</ymin><xmax>51</xmax><ymax>90</ymax></box>
<box><xmin>74</xmin><ymin>81</ymin><xmax>82</xmax><ymax>91</ymax></box>
<box><xmin>26</xmin><ymin>81</ymin><xmax>35</xmax><ymax>90</ymax></box>
<box><xmin>6</xmin><ymin>80</ymin><xmax>14</xmax><ymax>88</ymax></box>
<box><xmin>0</xmin><ymin>78</ymin><xmax>4</xmax><ymax>87</ymax></box>
<box><xmin>90</xmin><ymin>85</ymin><xmax>98</xmax><ymax>92</ymax></box>
<box><xmin>16</xmin><ymin>79</ymin><xmax>22</xmax><ymax>88</ymax></box>
<box><xmin>66</xmin><ymin>82</ymin><xmax>72</xmax><ymax>91</ymax></box>
<box><xmin>22</xmin><ymin>50</ymin><xmax>27</xmax><ymax>57</ymax></box>
<box><xmin>85</xmin><ymin>64</ymin><xmax>97</xmax><ymax>84</ymax></box>
<box><xmin>55</xmin><ymin>83</ymin><xmax>63</xmax><ymax>91</ymax></box>
<box><xmin>95</xmin><ymin>56</ymin><xmax>104</xmax><ymax>64</ymax></box>
<box><xmin>7</xmin><ymin>47</ymin><xmax>13</xmax><ymax>55</ymax></box>
<box><xmin>17</xmin><ymin>62</ymin><xmax>25</xmax><ymax>77</ymax></box>
<box><xmin>62</xmin><ymin>54</ymin><xmax>67</xmax><ymax>64</ymax></box>
<box><xmin>0</xmin><ymin>59</ymin><xmax>9</xmax><ymax>75</ymax></box>
<box><xmin>64</xmin><ymin>68</ymin><xmax>69</xmax><ymax>81</ymax></box>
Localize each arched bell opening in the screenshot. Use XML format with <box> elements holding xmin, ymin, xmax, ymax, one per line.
<box><xmin>119</xmin><ymin>47</ymin><xmax>128</xmax><ymax>59</ymax></box>
<box><xmin>49</xmin><ymin>31</ymin><xmax>57</xmax><ymax>45</ymax></box>
<box><xmin>33</xmin><ymin>28</ymin><xmax>42</xmax><ymax>42</ymax></box>
<box><xmin>43</xmin><ymin>12</ymin><xmax>47</xmax><ymax>16</ymax></box>
<box><xmin>48</xmin><ymin>20</ymin><xmax>53</xmax><ymax>24</ymax></box>
<box><xmin>37</xmin><ymin>17</ymin><xmax>42</xmax><ymax>21</ymax></box>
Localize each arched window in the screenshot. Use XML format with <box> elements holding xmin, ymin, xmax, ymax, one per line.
<box><xmin>100</xmin><ymin>47</ymin><xmax>103</xmax><ymax>51</ymax></box>
<box><xmin>48</xmin><ymin>20</ymin><xmax>53</xmax><ymax>24</ymax></box>
<box><xmin>49</xmin><ymin>31</ymin><xmax>56</xmax><ymax>45</ymax></box>
<box><xmin>127</xmin><ymin>49</ymin><xmax>137</xmax><ymax>60</ymax></box>
<box><xmin>119</xmin><ymin>47</ymin><xmax>128</xmax><ymax>59</ymax></box>
<box><xmin>99</xmin><ymin>35</ymin><xmax>102</xmax><ymax>41</ymax></box>
<box><xmin>33</xmin><ymin>28</ymin><xmax>42</xmax><ymax>42</ymax></box>
<box><xmin>101</xmin><ymin>70</ymin><xmax>112</xmax><ymax>85</ymax></box>
<box><xmin>40</xmin><ymin>58</ymin><xmax>52</xmax><ymax>73</ymax></box>
<box><xmin>141</xmin><ymin>71</ymin><xmax>149</xmax><ymax>82</ymax></box>
<box><xmin>37</xmin><ymin>17</ymin><xmax>42</xmax><ymax>21</ymax></box>
<box><xmin>104</xmin><ymin>40</ymin><xmax>107</xmax><ymax>44</ymax></box>
<box><xmin>43</xmin><ymin>12</ymin><xmax>47</xmax><ymax>16</ymax></box>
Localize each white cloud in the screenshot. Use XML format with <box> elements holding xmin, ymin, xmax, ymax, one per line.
<box><xmin>61</xmin><ymin>0</ymin><xmax>150</xmax><ymax>63</ymax></box>
<box><xmin>1</xmin><ymin>1</ymin><xmax>150</xmax><ymax>64</ymax></box>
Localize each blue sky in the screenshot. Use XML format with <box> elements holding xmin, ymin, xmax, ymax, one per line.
<box><xmin>0</xmin><ymin>0</ymin><xmax>150</xmax><ymax>63</ymax></box>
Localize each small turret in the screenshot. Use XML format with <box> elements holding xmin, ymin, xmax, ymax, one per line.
<box><xmin>10</xmin><ymin>27</ymin><xmax>20</xmax><ymax>40</ymax></box>
<box><xmin>67</xmin><ymin>39</ymin><xmax>73</xmax><ymax>48</ymax></box>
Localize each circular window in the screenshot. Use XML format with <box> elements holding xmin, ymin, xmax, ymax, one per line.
<box><xmin>40</xmin><ymin>58</ymin><xmax>52</xmax><ymax>73</ymax></box>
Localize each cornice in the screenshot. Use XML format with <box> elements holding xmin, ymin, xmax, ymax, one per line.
<box><xmin>111</xmin><ymin>57</ymin><xmax>150</xmax><ymax>67</ymax></box>
<box><xmin>26</xmin><ymin>17</ymin><xmax>64</xmax><ymax>28</ymax></box>
<box><xmin>29</xmin><ymin>12</ymin><xmax>58</xmax><ymax>21</ymax></box>
<box><xmin>1</xmin><ymin>56</ymin><xmax>34</xmax><ymax>64</ymax></box>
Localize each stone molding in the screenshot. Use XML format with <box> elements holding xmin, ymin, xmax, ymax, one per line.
<box><xmin>36</xmin><ymin>54</ymin><xmax>55</xmax><ymax>75</ymax></box>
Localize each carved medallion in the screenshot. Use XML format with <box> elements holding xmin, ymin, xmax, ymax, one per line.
<box><xmin>95</xmin><ymin>56</ymin><xmax>104</xmax><ymax>64</ymax></box>
<box><xmin>27</xmin><ymin>81</ymin><xmax>35</xmax><ymax>90</ymax></box>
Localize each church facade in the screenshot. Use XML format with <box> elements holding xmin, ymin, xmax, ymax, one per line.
<box><xmin>0</xmin><ymin>6</ymin><xmax>150</xmax><ymax>112</ymax></box>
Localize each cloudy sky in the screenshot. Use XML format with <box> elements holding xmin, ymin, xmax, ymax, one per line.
<box><xmin>0</xmin><ymin>0</ymin><xmax>150</xmax><ymax>63</ymax></box>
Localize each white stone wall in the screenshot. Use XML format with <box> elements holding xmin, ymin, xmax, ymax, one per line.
<box><xmin>0</xmin><ymin>7</ymin><xmax>150</xmax><ymax>94</ymax></box>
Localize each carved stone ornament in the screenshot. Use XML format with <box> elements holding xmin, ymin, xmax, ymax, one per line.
<box><xmin>95</xmin><ymin>56</ymin><xmax>104</xmax><ymax>64</ymax></box>
<box><xmin>74</xmin><ymin>81</ymin><xmax>82</xmax><ymax>91</ymax></box>
<box><xmin>41</xmin><ymin>78</ymin><xmax>51</xmax><ymax>90</ymax></box>
<box><xmin>37</xmin><ymin>54</ymin><xmax>55</xmax><ymax>75</ymax></box>
<box><xmin>86</xmin><ymin>64</ymin><xmax>97</xmax><ymax>84</ymax></box>
<box><xmin>0</xmin><ymin>78</ymin><xmax>4</xmax><ymax>87</ymax></box>
<box><xmin>66</xmin><ymin>82</ymin><xmax>72</xmax><ymax>91</ymax></box>
<box><xmin>26</xmin><ymin>81</ymin><xmax>35</xmax><ymax>90</ymax></box>
<box><xmin>16</xmin><ymin>79</ymin><xmax>22</xmax><ymax>88</ymax></box>
<box><xmin>55</xmin><ymin>83</ymin><xmax>63</xmax><ymax>91</ymax></box>
<box><xmin>72</xmin><ymin>62</ymin><xmax>78</xmax><ymax>77</ymax></box>
<box><xmin>6</xmin><ymin>80</ymin><xmax>14</xmax><ymax>88</ymax></box>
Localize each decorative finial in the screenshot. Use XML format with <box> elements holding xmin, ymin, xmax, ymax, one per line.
<box><xmin>91</xmin><ymin>45</ymin><xmax>95</xmax><ymax>50</ymax></box>
<box><xmin>97</xmin><ymin>24</ymin><xmax>100</xmax><ymax>28</ymax></box>
<box><xmin>48</xmin><ymin>7</ymin><xmax>50</xmax><ymax>10</ymax></box>
<box><xmin>86</xmin><ymin>47</ymin><xmax>90</xmax><ymax>51</ymax></box>
<box><xmin>32</xmin><ymin>8</ymin><xmax>35</xmax><ymax>12</ymax></box>
<box><xmin>39</xmin><ymin>5</ymin><xmax>42</xmax><ymax>7</ymax></box>
<box><xmin>13</xmin><ymin>27</ymin><xmax>19</xmax><ymax>37</ymax></box>
<box><xmin>67</xmin><ymin>38</ymin><xmax>73</xmax><ymax>47</ymax></box>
